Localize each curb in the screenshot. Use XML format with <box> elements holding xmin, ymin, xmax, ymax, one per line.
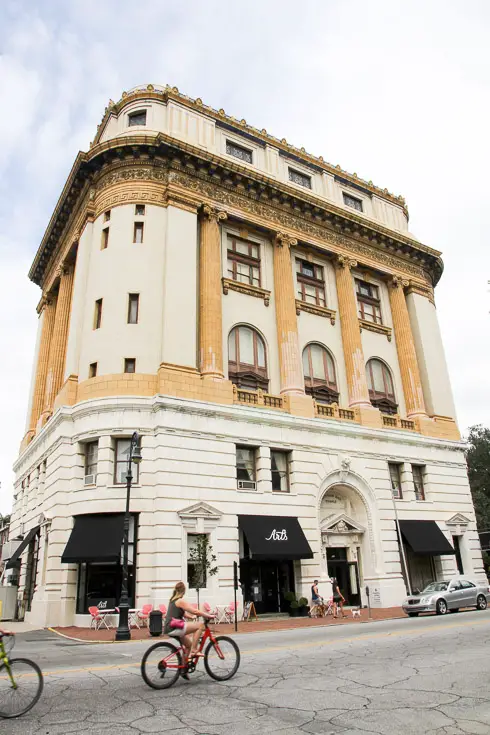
<box><xmin>47</xmin><ymin>614</ymin><xmax>407</xmax><ymax>644</ymax></box>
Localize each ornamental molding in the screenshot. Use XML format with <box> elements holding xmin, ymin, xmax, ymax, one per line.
<box><xmin>295</xmin><ymin>300</ymin><xmax>336</xmax><ymax>324</ymax></box>
<box><xmin>222</xmin><ymin>277</ymin><xmax>270</xmax><ymax>305</ymax></box>
<box><xmin>320</xmin><ymin>513</ymin><xmax>366</xmax><ymax>534</ymax></box>
<box><xmin>358</xmin><ymin>319</ymin><xmax>392</xmax><ymax>341</ymax></box>
<box><xmin>446</xmin><ymin>513</ymin><xmax>470</xmax><ymax>527</ymax></box>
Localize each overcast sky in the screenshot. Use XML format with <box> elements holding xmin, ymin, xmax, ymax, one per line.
<box><xmin>1</xmin><ymin>1</ymin><xmax>489</xmax><ymax>513</ymax></box>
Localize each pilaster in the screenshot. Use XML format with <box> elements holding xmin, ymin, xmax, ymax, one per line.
<box><xmin>199</xmin><ymin>204</ymin><xmax>227</xmax><ymax>379</ymax></box>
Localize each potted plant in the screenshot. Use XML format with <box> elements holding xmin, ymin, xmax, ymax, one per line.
<box><xmin>290</xmin><ymin>600</ymin><xmax>300</xmax><ymax>617</ymax></box>
<box><xmin>298</xmin><ymin>597</ymin><xmax>309</xmax><ymax>617</ymax></box>
<box><xmin>284</xmin><ymin>591</ymin><xmax>296</xmax><ymax>616</ymax></box>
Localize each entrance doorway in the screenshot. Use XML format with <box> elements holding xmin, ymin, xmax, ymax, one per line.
<box><xmin>327</xmin><ymin>548</ymin><xmax>361</xmax><ymax>606</ymax></box>
<box><xmin>405</xmin><ymin>547</ymin><xmax>435</xmax><ymax>594</ymax></box>
<box><xmin>239</xmin><ymin>560</ymin><xmax>294</xmax><ymax>614</ymax></box>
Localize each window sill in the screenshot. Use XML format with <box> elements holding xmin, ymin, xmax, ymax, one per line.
<box><xmin>237</xmin><ymin>487</ymin><xmax>260</xmax><ymax>494</ymax></box>
<box><xmin>359</xmin><ymin>319</ymin><xmax>392</xmax><ymax>341</ymax></box>
<box><xmin>296</xmin><ymin>300</ymin><xmax>336</xmax><ymax>324</ymax></box>
<box><xmin>222</xmin><ymin>277</ymin><xmax>270</xmax><ymax>305</ymax></box>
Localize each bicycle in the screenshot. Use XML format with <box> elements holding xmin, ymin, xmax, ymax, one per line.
<box><xmin>141</xmin><ymin>619</ymin><xmax>240</xmax><ymax>689</ymax></box>
<box><xmin>0</xmin><ymin>633</ymin><xmax>44</xmax><ymax>718</ymax></box>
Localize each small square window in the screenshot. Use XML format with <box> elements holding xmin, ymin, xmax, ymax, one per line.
<box><xmin>135</xmin><ymin>204</ymin><xmax>145</xmax><ymax>216</ymax></box>
<box><xmin>101</xmin><ymin>227</ymin><xmax>109</xmax><ymax>250</ymax></box>
<box><xmin>134</xmin><ymin>222</ymin><xmax>144</xmax><ymax>243</ymax></box>
<box><xmin>124</xmin><ymin>358</ymin><xmax>136</xmax><ymax>373</ymax></box>
<box><xmin>226</xmin><ymin>140</ymin><xmax>253</xmax><ymax>164</ymax></box>
<box><xmin>271</xmin><ymin>451</ymin><xmax>290</xmax><ymax>493</ymax></box>
<box><xmin>89</xmin><ymin>362</ymin><xmax>97</xmax><ymax>378</ymax></box>
<box><xmin>104</xmin><ymin>211</ymin><xmax>111</xmax><ymax>222</ymax></box>
<box><xmin>343</xmin><ymin>193</ymin><xmax>363</xmax><ymax>212</ymax></box>
<box><xmin>288</xmin><ymin>168</ymin><xmax>312</xmax><ymax>189</ymax></box>
<box><xmin>128</xmin><ymin>294</ymin><xmax>139</xmax><ymax>324</ymax></box>
<box><xmin>94</xmin><ymin>299</ymin><xmax>103</xmax><ymax>330</ymax></box>
<box><xmin>128</xmin><ymin>110</ymin><xmax>147</xmax><ymax>127</ymax></box>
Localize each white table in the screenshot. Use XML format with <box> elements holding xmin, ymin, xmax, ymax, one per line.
<box><xmin>94</xmin><ymin>608</ymin><xmax>116</xmax><ymax>630</ymax></box>
<box><xmin>214</xmin><ymin>605</ymin><xmax>232</xmax><ymax>624</ymax></box>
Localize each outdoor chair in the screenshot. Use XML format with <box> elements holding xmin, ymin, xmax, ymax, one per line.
<box><xmin>88</xmin><ymin>606</ymin><xmax>111</xmax><ymax>630</ymax></box>
<box><xmin>159</xmin><ymin>604</ymin><xmax>167</xmax><ymax>616</ymax></box>
<box><xmin>137</xmin><ymin>604</ymin><xmax>153</xmax><ymax>627</ymax></box>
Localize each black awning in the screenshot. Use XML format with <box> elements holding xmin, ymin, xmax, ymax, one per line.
<box><xmin>239</xmin><ymin>515</ymin><xmax>313</xmax><ymax>560</ymax></box>
<box><xmin>61</xmin><ymin>514</ymin><xmax>125</xmax><ymax>564</ymax></box>
<box><xmin>6</xmin><ymin>526</ymin><xmax>40</xmax><ymax>569</ymax></box>
<box><xmin>399</xmin><ymin>520</ymin><xmax>455</xmax><ymax>556</ymax></box>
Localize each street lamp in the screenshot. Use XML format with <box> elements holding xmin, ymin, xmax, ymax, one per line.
<box><xmin>115</xmin><ymin>431</ymin><xmax>142</xmax><ymax>641</ymax></box>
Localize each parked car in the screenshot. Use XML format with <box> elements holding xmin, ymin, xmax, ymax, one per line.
<box><xmin>402</xmin><ymin>578</ymin><xmax>490</xmax><ymax>617</ymax></box>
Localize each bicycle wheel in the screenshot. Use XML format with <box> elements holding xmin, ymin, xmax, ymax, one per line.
<box><xmin>141</xmin><ymin>641</ymin><xmax>182</xmax><ymax>689</ymax></box>
<box><xmin>0</xmin><ymin>658</ymin><xmax>44</xmax><ymax>718</ymax></box>
<box><xmin>204</xmin><ymin>636</ymin><xmax>240</xmax><ymax>681</ymax></box>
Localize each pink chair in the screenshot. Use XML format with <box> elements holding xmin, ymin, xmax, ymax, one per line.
<box><xmin>224</xmin><ymin>601</ymin><xmax>236</xmax><ymax>623</ymax></box>
<box><xmin>203</xmin><ymin>601</ymin><xmax>217</xmax><ymax>619</ymax></box>
<box><xmin>159</xmin><ymin>604</ymin><xmax>167</xmax><ymax>616</ymax></box>
<box><xmin>88</xmin><ymin>606</ymin><xmax>110</xmax><ymax>631</ymax></box>
<box><xmin>137</xmin><ymin>604</ymin><xmax>153</xmax><ymax>627</ymax></box>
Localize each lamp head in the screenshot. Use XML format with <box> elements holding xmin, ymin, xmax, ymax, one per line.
<box><xmin>132</xmin><ymin>442</ymin><xmax>142</xmax><ymax>465</ymax></box>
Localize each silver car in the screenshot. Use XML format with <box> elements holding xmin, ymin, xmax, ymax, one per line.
<box><xmin>402</xmin><ymin>577</ymin><xmax>490</xmax><ymax>617</ymax></box>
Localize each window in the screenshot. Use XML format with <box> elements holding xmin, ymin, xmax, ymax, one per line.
<box><xmin>124</xmin><ymin>358</ymin><xmax>136</xmax><ymax>374</ymax></box>
<box><xmin>85</xmin><ymin>441</ymin><xmax>98</xmax><ymax>480</ymax></box>
<box><xmin>453</xmin><ymin>536</ymin><xmax>464</xmax><ymax>574</ymax></box>
<box><xmin>133</xmin><ymin>222</ymin><xmax>144</xmax><ymax>243</ymax></box>
<box><xmin>226</xmin><ymin>140</ymin><xmax>253</xmax><ymax>164</ymax></box>
<box><xmin>271</xmin><ymin>451</ymin><xmax>290</xmax><ymax>493</ymax></box>
<box><xmin>101</xmin><ymin>227</ymin><xmax>109</xmax><ymax>250</ymax></box>
<box><xmin>94</xmin><ymin>299</ymin><xmax>103</xmax><ymax>329</ymax></box>
<box><xmin>114</xmin><ymin>439</ymin><xmax>140</xmax><ymax>484</ymax></box>
<box><xmin>228</xmin><ymin>326</ymin><xmax>268</xmax><ymax>390</ymax></box>
<box><xmin>127</xmin><ymin>294</ymin><xmax>139</xmax><ymax>324</ymax></box>
<box><xmin>302</xmin><ymin>344</ymin><xmax>339</xmax><ymax>404</ymax></box>
<box><xmin>343</xmin><ymin>193</ymin><xmax>363</xmax><ymax>212</ymax></box>
<box><xmin>460</xmin><ymin>579</ymin><xmax>474</xmax><ymax>589</ymax></box>
<box><xmin>227</xmin><ymin>236</ymin><xmax>261</xmax><ymax>287</ymax></box>
<box><xmin>366</xmin><ymin>359</ymin><xmax>397</xmax><ymax>414</ymax></box>
<box><xmin>236</xmin><ymin>447</ymin><xmax>256</xmax><ymax>486</ymax></box>
<box><xmin>135</xmin><ymin>204</ymin><xmax>145</xmax><ymax>216</ymax></box>
<box><xmin>389</xmin><ymin>463</ymin><xmax>403</xmax><ymax>499</ymax></box>
<box><xmin>128</xmin><ymin>110</ymin><xmax>147</xmax><ymax>126</ymax></box>
<box><xmin>104</xmin><ymin>211</ymin><xmax>111</xmax><ymax>222</ymax></box>
<box><xmin>89</xmin><ymin>362</ymin><xmax>97</xmax><ymax>378</ymax></box>
<box><xmin>356</xmin><ymin>280</ymin><xmax>382</xmax><ymax>324</ymax></box>
<box><xmin>187</xmin><ymin>534</ymin><xmax>209</xmax><ymax>588</ymax></box>
<box><xmin>288</xmin><ymin>168</ymin><xmax>312</xmax><ymax>189</ymax></box>
<box><xmin>412</xmin><ymin>465</ymin><xmax>426</xmax><ymax>501</ymax></box>
<box><xmin>296</xmin><ymin>260</ymin><xmax>326</xmax><ymax>306</ymax></box>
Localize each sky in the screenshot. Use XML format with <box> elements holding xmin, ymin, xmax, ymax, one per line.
<box><xmin>0</xmin><ymin>0</ymin><xmax>489</xmax><ymax>513</ymax></box>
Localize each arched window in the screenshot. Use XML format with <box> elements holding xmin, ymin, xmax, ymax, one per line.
<box><xmin>302</xmin><ymin>343</ymin><xmax>339</xmax><ymax>404</ymax></box>
<box><xmin>228</xmin><ymin>326</ymin><xmax>268</xmax><ymax>391</ymax></box>
<box><xmin>366</xmin><ymin>359</ymin><xmax>397</xmax><ymax>414</ymax></box>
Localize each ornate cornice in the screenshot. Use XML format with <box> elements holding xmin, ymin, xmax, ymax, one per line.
<box><xmin>92</xmin><ymin>85</ymin><xmax>409</xmax><ymax>214</ymax></box>
<box><xmin>222</xmin><ymin>278</ymin><xmax>270</xmax><ymax>305</ymax></box>
<box><xmin>359</xmin><ymin>319</ymin><xmax>392</xmax><ymax>341</ymax></box>
<box><xmin>296</xmin><ymin>300</ymin><xmax>336</xmax><ymax>324</ymax></box>
<box><xmin>28</xmin><ymin>134</ymin><xmax>444</xmax><ymax>289</ymax></box>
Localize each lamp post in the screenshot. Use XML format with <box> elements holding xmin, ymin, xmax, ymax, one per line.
<box><xmin>115</xmin><ymin>431</ymin><xmax>142</xmax><ymax>641</ymax></box>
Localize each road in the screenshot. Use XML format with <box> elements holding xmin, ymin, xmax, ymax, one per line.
<box><xmin>3</xmin><ymin>610</ymin><xmax>490</xmax><ymax>734</ymax></box>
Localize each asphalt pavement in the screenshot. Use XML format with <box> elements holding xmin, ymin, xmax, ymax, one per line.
<box><xmin>2</xmin><ymin>609</ymin><xmax>490</xmax><ymax>734</ymax></box>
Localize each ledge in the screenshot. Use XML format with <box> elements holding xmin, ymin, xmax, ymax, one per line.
<box><xmin>222</xmin><ymin>278</ymin><xmax>270</xmax><ymax>305</ymax></box>
<box><xmin>382</xmin><ymin>414</ymin><xmax>416</xmax><ymax>431</ymax></box>
<box><xmin>359</xmin><ymin>319</ymin><xmax>392</xmax><ymax>341</ymax></box>
<box><xmin>296</xmin><ymin>300</ymin><xmax>336</xmax><ymax>324</ymax></box>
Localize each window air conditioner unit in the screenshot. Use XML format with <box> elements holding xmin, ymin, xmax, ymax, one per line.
<box><xmin>238</xmin><ymin>480</ymin><xmax>256</xmax><ymax>490</ymax></box>
<box><xmin>84</xmin><ymin>474</ymin><xmax>96</xmax><ymax>486</ymax></box>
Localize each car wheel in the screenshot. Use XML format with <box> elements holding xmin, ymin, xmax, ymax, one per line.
<box><xmin>476</xmin><ymin>595</ymin><xmax>487</xmax><ymax>610</ymax></box>
<box><xmin>407</xmin><ymin>612</ymin><xmax>419</xmax><ymax>617</ymax></box>
<box><xmin>436</xmin><ymin>599</ymin><xmax>448</xmax><ymax>615</ymax></box>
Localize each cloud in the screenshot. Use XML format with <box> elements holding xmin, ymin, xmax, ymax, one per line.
<box><xmin>1</xmin><ymin>0</ymin><xmax>489</xmax><ymax>510</ymax></box>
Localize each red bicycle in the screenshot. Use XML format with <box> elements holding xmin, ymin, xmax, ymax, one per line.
<box><xmin>141</xmin><ymin>620</ymin><xmax>240</xmax><ymax>689</ymax></box>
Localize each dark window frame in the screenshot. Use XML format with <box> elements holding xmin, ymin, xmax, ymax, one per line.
<box><xmin>366</xmin><ymin>358</ymin><xmax>397</xmax><ymax>414</ymax></box>
<box><xmin>89</xmin><ymin>362</ymin><xmax>97</xmax><ymax>378</ymax></box>
<box><xmin>114</xmin><ymin>440</ymin><xmax>140</xmax><ymax>485</ymax></box>
<box><xmin>226</xmin><ymin>140</ymin><xmax>253</xmax><ymax>164</ymax></box>
<box><xmin>133</xmin><ymin>222</ymin><xmax>144</xmax><ymax>243</ymax></box>
<box><xmin>288</xmin><ymin>167</ymin><xmax>312</xmax><ymax>189</ymax></box>
<box><xmin>127</xmin><ymin>293</ymin><xmax>139</xmax><ymax>324</ymax></box>
<box><xmin>128</xmin><ymin>110</ymin><xmax>147</xmax><ymax>127</ymax></box>
<box><xmin>296</xmin><ymin>259</ymin><xmax>326</xmax><ymax>306</ymax></box>
<box><xmin>389</xmin><ymin>463</ymin><xmax>403</xmax><ymax>499</ymax></box>
<box><xmin>227</xmin><ymin>236</ymin><xmax>261</xmax><ymax>287</ymax></box>
<box><xmin>94</xmin><ymin>299</ymin><xmax>103</xmax><ymax>330</ymax></box>
<box><xmin>343</xmin><ymin>192</ymin><xmax>363</xmax><ymax>212</ymax></box>
<box><xmin>104</xmin><ymin>210</ymin><xmax>111</xmax><ymax>222</ymax></box>
<box><xmin>228</xmin><ymin>326</ymin><xmax>268</xmax><ymax>391</ymax></box>
<box><xmin>124</xmin><ymin>358</ymin><xmax>136</xmax><ymax>374</ymax></box>
<box><xmin>101</xmin><ymin>227</ymin><xmax>109</xmax><ymax>250</ymax></box>
<box><xmin>236</xmin><ymin>446</ymin><xmax>256</xmax><ymax>483</ymax></box>
<box><xmin>412</xmin><ymin>465</ymin><xmax>426</xmax><ymax>501</ymax></box>
<box><xmin>302</xmin><ymin>343</ymin><xmax>339</xmax><ymax>404</ymax></box>
<box><xmin>135</xmin><ymin>204</ymin><xmax>145</xmax><ymax>216</ymax></box>
<box><xmin>356</xmin><ymin>279</ymin><xmax>382</xmax><ymax>324</ymax></box>
<box><xmin>85</xmin><ymin>441</ymin><xmax>98</xmax><ymax>477</ymax></box>
<box><xmin>271</xmin><ymin>450</ymin><xmax>290</xmax><ymax>493</ymax></box>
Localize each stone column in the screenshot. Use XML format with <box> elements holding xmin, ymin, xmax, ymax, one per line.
<box><xmin>334</xmin><ymin>255</ymin><xmax>371</xmax><ymax>408</ymax></box>
<box><xmin>25</xmin><ymin>295</ymin><xmax>57</xmax><ymax>441</ymax></box>
<box><xmin>273</xmin><ymin>233</ymin><xmax>304</xmax><ymax>396</ymax></box>
<box><xmin>388</xmin><ymin>277</ymin><xmax>427</xmax><ymax>418</ymax></box>
<box><xmin>199</xmin><ymin>204</ymin><xmax>227</xmax><ymax>379</ymax></box>
<box><xmin>40</xmin><ymin>264</ymin><xmax>75</xmax><ymax>422</ymax></box>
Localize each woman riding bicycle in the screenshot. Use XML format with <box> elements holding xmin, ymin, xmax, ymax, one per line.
<box><xmin>164</xmin><ymin>582</ymin><xmax>213</xmax><ymax>662</ymax></box>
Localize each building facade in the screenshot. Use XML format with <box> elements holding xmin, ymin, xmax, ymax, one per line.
<box><xmin>8</xmin><ymin>84</ymin><xmax>484</xmax><ymax>627</ymax></box>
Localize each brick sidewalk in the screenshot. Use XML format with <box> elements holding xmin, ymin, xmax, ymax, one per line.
<box><xmin>51</xmin><ymin>606</ymin><xmax>405</xmax><ymax>643</ymax></box>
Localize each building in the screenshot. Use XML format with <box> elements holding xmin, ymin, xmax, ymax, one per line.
<box><xmin>8</xmin><ymin>84</ymin><xmax>484</xmax><ymax>627</ymax></box>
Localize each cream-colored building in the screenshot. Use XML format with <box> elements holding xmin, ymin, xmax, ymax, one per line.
<box><xmin>6</xmin><ymin>84</ymin><xmax>484</xmax><ymax>627</ymax></box>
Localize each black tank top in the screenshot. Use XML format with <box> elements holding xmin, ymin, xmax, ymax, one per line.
<box><xmin>164</xmin><ymin>598</ymin><xmax>185</xmax><ymax>634</ymax></box>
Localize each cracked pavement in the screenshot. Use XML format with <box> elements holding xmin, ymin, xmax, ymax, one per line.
<box><xmin>3</xmin><ymin>610</ymin><xmax>490</xmax><ymax>734</ymax></box>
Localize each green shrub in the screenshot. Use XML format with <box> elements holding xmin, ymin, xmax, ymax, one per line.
<box><xmin>290</xmin><ymin>600</ymin><xmax>299</xmax><ymax>609</ymax></box>
<box><xmin>298</xmin><ymin>597</ymin><xmax>308</xmax><ymax>607</ymax></box>
<box><xmin>284</xmin><ymin>591</ymin><xmax>296</xmax><ymax>603</ymax></box>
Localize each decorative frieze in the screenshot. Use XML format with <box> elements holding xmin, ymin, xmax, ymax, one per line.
<box><xmin>359</xmin><ymin>319</ymin><xmax>392</xmax><ymax>341</ymax></box>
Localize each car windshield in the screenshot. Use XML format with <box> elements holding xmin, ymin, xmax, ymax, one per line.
<box><xmin>421</xmin><ymin>582</ymin><xmax>448</xmax><ymax>593</ymax></box>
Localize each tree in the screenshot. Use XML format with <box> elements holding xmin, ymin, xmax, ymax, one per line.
<box><xmin>466</xmin><ymin>425</ymin><xmax>490</xmax><ymax>532</ymax></box>
<box><xmin>188</xmin><ymin>535</ymin><xmax>218</xmax><ymax>606</ymax></box>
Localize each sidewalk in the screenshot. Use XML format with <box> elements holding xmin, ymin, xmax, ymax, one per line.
<box><xmin>50</xmin><ymin>606</ymin><xmax>405</xmax><ymax>643</ymax></box>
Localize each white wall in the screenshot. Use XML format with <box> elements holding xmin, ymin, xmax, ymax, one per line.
<box><xmin>64</xmin><ymin>222</ymin><xmax>93</xmax><ymax>379</ymax></box>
